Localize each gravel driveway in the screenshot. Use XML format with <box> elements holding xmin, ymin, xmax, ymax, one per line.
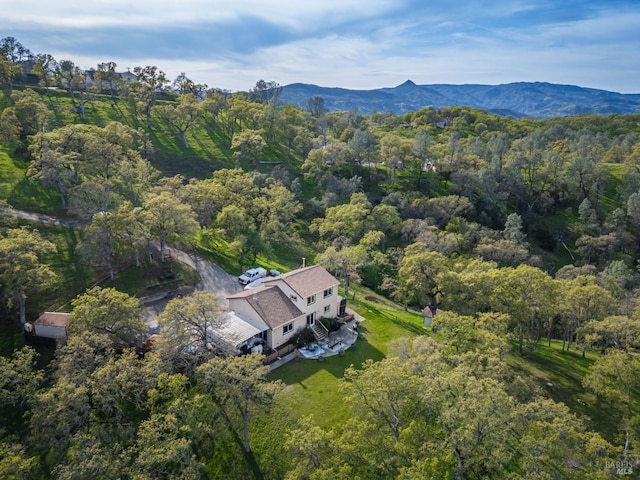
<box><xmin>141</xmin><ymin>246</ymin><xmax>242</xmax><ymax>332</ymax></box>
<box><xmin>0</xmin><ymin>206</ymin><xmax>242</xmax><ymax>335</ymax></box>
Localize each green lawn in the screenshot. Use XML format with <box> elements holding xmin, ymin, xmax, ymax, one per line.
<box><xmin>0</xmin><ymin>139</ymin><xmax>73</xmax><ymax>214</ymax></box>
<box><xmin>601</xmin><ymin>162</ymin><xmax>628</xmax><ymax>211</ymax></box>
<box><xmin>268</xmin><ymin>326</ymin><xmax>386</xmax><ymax>429</ymax></box>
<box><xmin>251</xmin><ymin>292</ymin><xmax>425</xmax><ymax>478</ymax></box>
<box><xmin>7</xmin><ymin>177</ymin><xmax>64</xmax><ymax>213</ymax></box>
<box><xmin>197</xmin><ymin>235</ymin><xmax>247</xmax><ymax>276</ymax></box>
<box><xmin>266</xmin><ymin>290</ymin><xmax>425</xmax><ymax>429</ymax></box>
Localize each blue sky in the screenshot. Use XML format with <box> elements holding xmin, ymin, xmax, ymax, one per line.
<box><xmin>3</xmin><ymin>0</ymin><xmax>640</xmax><ymax>93</ymax></box>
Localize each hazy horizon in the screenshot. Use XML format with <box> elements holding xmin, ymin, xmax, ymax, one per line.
<box><xmin>4</xmin><ymin>0</ymin><xmax>640</xmax><ymax>94</ymax></box>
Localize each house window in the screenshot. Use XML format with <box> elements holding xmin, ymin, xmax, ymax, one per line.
<box><xmin>283</xmin><ymin>323</ymin><xmax>293</xmax><ymax>335</ymax></box>
<box><xmin>307</xmin><ymin>294</ymin><xmax>316</xmax><ymax>306</ymax></box>
<box><xmin>306</xmin><ymin>312</ymin><xmax>316</xmax><ymax>326</ymax></box>
<box><xmin>323</xmin><ymin>287</ymin><xmax>333</xmax><ymax>298</ymax></box>
<box><xmin>290</xmin><ymin>294</ymin><xmax>298</xmax><ymax>302</ymax></box>
<box><xmin>324</xmin><ymin>305</ymin><xmax>331</xmax><ymax>313</ymax></box>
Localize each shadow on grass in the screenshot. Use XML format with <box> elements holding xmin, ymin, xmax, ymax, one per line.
<box><xmin>150</xmin><ymin>149</ymin><xmax>222</xmax><ymax>179</ymax></box>
<box><xmin>190</xmin><ymin>134</ymin><xmax>230</xmax><ymax>168</ymax></box>
<box><xmin>59</xmin><ymin>223</ymin><xmax>82</xmax><ymax>250</ymax></box>
<box><xmin>105</xmin><ymin>258</ymin><xmax>201</xmax><ymax>298</ymax></box>
<box><xmin>0</xmin><ymin>319</ymin><xmax>25</xmax><ymax>356</ymax></box>
<box><xmin>199</xmin><ymin>400</ymin><xmax>265</xmax><ymax>480</ymax></box>
<box><xmin>508</xmin><ymin>340</ymin><xmax>626</xmax><ymax>442</ymax></box>
<box><xmin>242</xmin><ymin>449</ymin><xmax>265</xmax><ymax>480</ymax></box>
<box><xmin>8</xmin><ymin>177</ymin><xmax>62</xmax><ymax>213</ymax></box>
<box><xmin>197</xmin><ymin>239</ymin><xmax>243</xmax><ymax>276</ymax></box>
<box><xmin>53</xmin><ymin>226</ymin><xmax>93</xmax><ymax>299</ymax></box>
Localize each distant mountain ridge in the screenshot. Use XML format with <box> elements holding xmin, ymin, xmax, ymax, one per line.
<box><xmin>280</xmin><ymin>80</ymin><xmax>640</xmax><ymax>119</ymax></box>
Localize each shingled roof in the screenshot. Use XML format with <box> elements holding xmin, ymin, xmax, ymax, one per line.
<box><xmin>34</xmin><ymin>312</ymin><xmax>70</xmax><ymax>327</ymax></box>
<box><xmin>263</xmin><ymin>264</ymin><xmax>339</xmax><ymax>298</ymax></box>
<box><xmin>228</xmin><ymin>286</ymin><xmax>303</xmax><ymax>329</ymax></box>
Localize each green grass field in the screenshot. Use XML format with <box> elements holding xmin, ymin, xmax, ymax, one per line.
<box><xmin>0</xmin><ymin>146</ymin><xmax>24</xmax><ymax>200</ymax></box>
<box><xmin>506</xmin><ymin>339</ymin><xmax>637</xmax><ymax>443</ymax></box>
<box><xmin>266</xmin><ymin>289</ymin><xmax>425</xmax><ymax>428</ymax></box>
<box><xmin>196</xmin><ymin>230</ymin><xmax>311</xmax><ymax>276</ymax></box>
<box><xmin>0</xmin><ymin>138</ymin><xmax>72</xmax><ymax>214</ymax></box>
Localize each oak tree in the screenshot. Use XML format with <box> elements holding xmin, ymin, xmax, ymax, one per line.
<box><xmin>196</xmin><ymin>354</ymin><xmax>282</xmax><ymax>452</ymax></box>
<box><xmin>0</xmin><ymin>228</ymin><xmax>57</xmax><ymax>326</ymax></box>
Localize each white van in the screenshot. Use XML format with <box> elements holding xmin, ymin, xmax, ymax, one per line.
<box><xmin>238</xmin><ymin>267</ymin><xmax>267</xmax><ymax>285</ymax></box>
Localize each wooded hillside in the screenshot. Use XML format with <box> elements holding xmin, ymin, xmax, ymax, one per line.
<box><xmin>1</xmin><ymin>37</ymin><xmax>639</xmax><ymax>479</ymax></box>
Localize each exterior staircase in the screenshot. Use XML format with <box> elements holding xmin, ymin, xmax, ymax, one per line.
<box><xmin>310</xmin><ymin>322</ymin><xmax>328</xmax><ymax>342</ymax></box>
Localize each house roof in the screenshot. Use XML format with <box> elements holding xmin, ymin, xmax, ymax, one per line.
<box><xmin>34</xmin><ymin>312</ymin><xmax>70</xmax><ymax>327</ymax></box>
<box><xmin>263</xmin><ymin>264</ymin><xmax>339</xmax><ymax>298</ymax></box>
<box><xmin>421</xmin><ymin>307</ymin><xmax>443</xmax><ymax>317</ymax></box>
<box><xmin>214</xmin><ymin>311</ymin><xmax>268</xmax><ymax>347</ymax></box>
<box><xmin>228</xmin><ymin>286</ymin><xmax>303</xmax><ymax>329</ymax></box>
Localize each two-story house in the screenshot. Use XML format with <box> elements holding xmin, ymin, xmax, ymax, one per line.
<box><xmin>226</xmin><ymin>265</ymin><xmax>340</xmax><ymax>350</ymax></box>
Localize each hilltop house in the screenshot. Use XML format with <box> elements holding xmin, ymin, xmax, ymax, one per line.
<box><xmin>226</xmin><ymin>265</ymin><xmax>340</xmax><ymax>350</ymax></box>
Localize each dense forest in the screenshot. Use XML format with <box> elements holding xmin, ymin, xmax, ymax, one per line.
<box><xmin>1</xmin><ymin>36</ymin><xmax>640</xmax><ymax>479</ymax></box>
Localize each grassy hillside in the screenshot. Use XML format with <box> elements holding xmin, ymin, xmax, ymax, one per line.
<box><xmin>2</xmin><ymin>86</ymin><xmax>640</xmax><ymax>469</ymax></box>
<box><xmin>0</xmin><ymin>146</ymin><xmax>23</xmax><ymax>200</ymax></box>
<box><xmin>18</xmin><ymin>87</ymin><xmax>238</xmax><ymax>178</ymax></box>
<box><xmin>0</xmin><ymin>215</ymin><xmax>92</xmax><ymax>313</ymax></box>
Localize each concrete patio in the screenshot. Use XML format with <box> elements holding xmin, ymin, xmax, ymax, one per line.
<box><xmin>298</xmin><ymin>318</ymin><xmax>359</xmax><ymax>359</ymax></box>
<box><xmin>269</xmin><ymin>314</ymin><xmax>362</xmax><ymax>370</ymax></box>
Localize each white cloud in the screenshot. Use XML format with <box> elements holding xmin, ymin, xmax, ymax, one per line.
<box><xmin>3</xmin><ymin>0</ymin><xmax>398</xmax><ymax>29</ymax></box>
<box><xmin>3</xmin><ymin>0</ymin><xmax>640</xmax><ymax>93</ymax></box>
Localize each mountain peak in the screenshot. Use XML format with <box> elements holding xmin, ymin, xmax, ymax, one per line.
<box><xmin>279</xmin><ymin>81</ymin><xmax>640</xmax><ymax>118</ymax></box>
<box><xmin>397</xmin><ymin>79</ymin><xmax>417</xmax><ymax>88</ymax></box>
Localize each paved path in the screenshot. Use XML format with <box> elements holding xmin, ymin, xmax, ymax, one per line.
<box><xmin>0</xmin><ymin>207</ymin><xmax>87</xmax><ymax>229</ymax></box>
<box><xmin>140</xmin><ymin>247</ymin><xmax>242</xmax><ymax>331</ymax></box>
<box><xmin>164</xmin><ymin>245</ymin><xmax>242</xmax><ymax>310</ymax></box>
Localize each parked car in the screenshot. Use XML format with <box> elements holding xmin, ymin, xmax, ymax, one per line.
<box><xmin>238</xmin><ymin>267</ymin><xmax>268</xmax><ymax>285</ymax></box>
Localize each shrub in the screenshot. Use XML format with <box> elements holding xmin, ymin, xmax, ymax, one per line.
<box><xmin>320</xmin><ymin>316</ymin><xmax>340</xmax><ymax>332</ymax></box>
<box><xmin>290</xmin><ymin>327</ymin><xmax>315</xmax><ymax>348</ymax></box>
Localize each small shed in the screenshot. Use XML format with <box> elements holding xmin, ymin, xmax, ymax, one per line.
<box><xmin>29</xmin><ymin>312</ymin><xmax>71</xmax><ymax>340</ymax></box>
<box><xmin>421</xmin><ymin>306</ymin><xmax>442</xmax><ymax>327</ymax></box>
